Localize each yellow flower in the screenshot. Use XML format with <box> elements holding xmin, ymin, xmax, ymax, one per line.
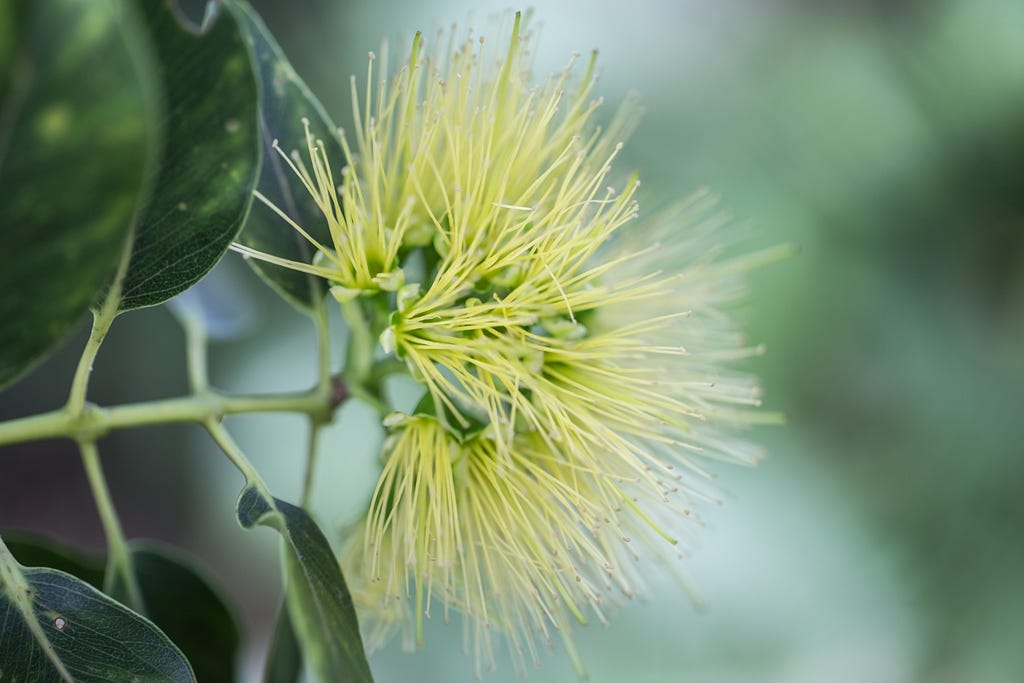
<box><xmin>344</xmin><ymin>414</ymin><xmax>656</xmax><ymax>676</ymax></box>
<box><xmin>238</xmin><ymin>11</ymin><xmax>777</xmax><ymax>677</ymax></box>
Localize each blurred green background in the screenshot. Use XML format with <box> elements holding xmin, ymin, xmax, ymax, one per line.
<box><xmin>2</xmin><ymin>0</ymin><xmax>1023</xmax><ymax>681</ymax></box>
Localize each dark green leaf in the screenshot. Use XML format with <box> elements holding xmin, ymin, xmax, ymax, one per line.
<box><xmin>118</xmin><ymin>0</ymin><xmax>261</xmax><ymax>311</ymax></box>
<box><xmin>236</xmin><ymin>484</ymin><xmax>374</xmax><ymax>683</ymax></box>
<box><xmin>103</xmin><ymin>556</ymin><xmax>142</xmax><ymax>613</ymax></box>
<box><xmin>5</xmin><ymin>533</ymin><xmax>143</xmax><ymax>630</ymax></box>
<box><xmin>0</xmin><ymin>1</ymin><xmax>26</xmax><ymax>104</ymax></box>
<box><xmin>6</xmin><ymin>535</ymin><xmax>240</xmax><ymax>683</ymax></box>
<box><xmin>264</xmin><ymin>599</ymin><xmax>303</xmax><ymax>683</ymax></box>
<box><xmin>0</xmin><ymin>541</ymin><xmax>195</xmax><ymax>683</ymax></box>
<box><xmin>3</xmin><ymin>535</ymin><xmax>105</xmax><ymax>589</ymax></box>
<box><xmin>132</xmin><ymin>542</ymin><xmax>241</xmax><ymax>683</ymax></box>
<box><xmin>0</xmin><ymin>0</ymin><xmax>155</xmax><ymax>388</ymax></box>
<box><xmin>225</xmin><ymin>0</ymin><xmax>338</xmax><ymax>311</ymax></box>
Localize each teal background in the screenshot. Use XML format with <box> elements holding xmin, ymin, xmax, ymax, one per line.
<box><xmin>2</xmin><ymin>1</ymin><xmax>1022</xmax><ymax>681</ymax></box>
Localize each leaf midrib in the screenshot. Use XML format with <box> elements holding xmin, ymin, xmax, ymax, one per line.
<box><xmin>0</xmin><ymin>544</ymin><xmax>74</xmax><ymax>682</ymax></box>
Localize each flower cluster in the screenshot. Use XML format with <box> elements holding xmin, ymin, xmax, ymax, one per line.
<box><xmin>241</xmin><ymin>12</ymin><xmax>770</xmax><ymax>677</ymax></box>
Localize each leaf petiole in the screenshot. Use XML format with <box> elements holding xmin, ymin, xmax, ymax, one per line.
<box><xmin>79</xmin><ymin>440</ymin><xmax>145</xmax><ymax>613</ymax></box>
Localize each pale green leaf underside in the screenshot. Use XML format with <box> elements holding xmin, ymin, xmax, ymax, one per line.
<box><xmin>226</xmin><ymin>0</ymin><xmax>339</xmax><ymax>311</ymax></box>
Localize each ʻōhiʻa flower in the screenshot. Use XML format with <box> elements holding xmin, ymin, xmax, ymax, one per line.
<box><xmin>236</xmin><ymin>11</ymin><xmax>778</xmax><ymax>678</ymax></box>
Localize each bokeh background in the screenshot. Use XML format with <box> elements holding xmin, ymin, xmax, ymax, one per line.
<box><xmin>2</xmin><ymin>0</ymin><xmax>1023</xmax><ymax>681</ymax></box>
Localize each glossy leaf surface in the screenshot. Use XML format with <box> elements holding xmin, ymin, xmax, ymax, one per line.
<box><xmin>0</xmin><ymin>540</ymin><xmax>195</xmax><ymax>683</ymax></box>
<box><xmin>118</xmin><ymin>0</ymin><xmax>261</xmax><ymax>311</ymax></box>
<box><xmin>6</xmin><ymin>534</ymin><xmax>240</xmax><ymax>683</ymax></box>
<box><xmin>264</xmin><ymin>599</ymin><xmax>302</xmax><ymax>683</ymax></box>
<box><xmin>237</xmin><ymin>485</ymin><xmax>373</xmax><ymax>683</ymax></box>
<box><xmin>0</xmin><ymin>0</ymin><xmax>154</xmax><ymax>388</ymax></box>
<box><xmin>226</xmin><ymin>0</ymin><xmax>338</xmax><ymax>310</ymax></box>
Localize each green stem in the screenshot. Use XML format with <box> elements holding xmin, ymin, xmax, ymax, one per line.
<box><xmin>66</xmin><ymin>238</ymin><xmax>132</xmax><ymax>417</ymax></box>
<box><xmin>65</xmin><ymin>309</ymin><xmax>116</xmax><ymax>418</ymax></box>
<box><xmin>341</xmin><ymin>299</ymin><xmax>373</xmax><ymax>388</ymax></box>
<box><xmin>0</xmin><ymin>389</ymin><xmax>331</xmax><ymax>448</ymax></box>
<box><xmin>79</xmin><ymin>440</ymin><xmax>144</xmax><ymax>612</ymax></box>
<box><xmin>180</xmin><ymin>308</ymin><xmax>209</xmax><ymax>393</ymax></box>
<box><xmin>300</xmin><ymin>303</ymin><xmax>333</xmax><ymax>508</ymax></box>
<box><xmin>63</xmin><ymin>243</ymin><xmax>144</xmax><ymax>611</ymax></box>
<box><xmin>346</xmin><ymin>384</ymin><xmax>388</xmax><ymax>416</ymax></box>
<box><xmin>369</xmin><ymin>355</ymin><xmax>405</xmax><ymax>382</ymax></box>
<box><xmin>313</xmin><ymin>301</ymin><xmax>332</xmax><ymax>394</ymax></box>
<box><xmin>205</xmin><ymin>418</ymin><xmax>267</xmax><ymax>491</ymax></box>
<box><xmin>300</xmin><ymin>421</ymin><xmax>321</xmax><ymax>509</ymax></box>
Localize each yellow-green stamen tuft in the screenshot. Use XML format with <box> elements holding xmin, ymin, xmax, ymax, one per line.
<box><xmin>241</xmin><ymin>11</ymin><xmax>771</xmax><ymax>678</ymax></box>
